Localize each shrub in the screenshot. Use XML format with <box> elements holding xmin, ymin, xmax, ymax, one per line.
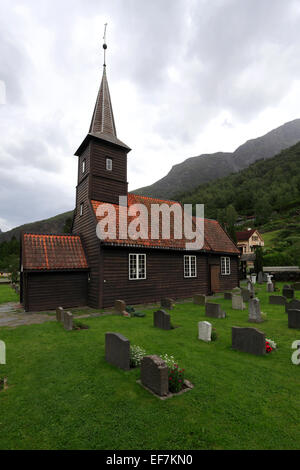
<box><xmin>211</xmin><ymin>328</ymin><xmax>218</xmax><ymax>341</ymax></box>
<box><xmin>161</xmin><ymin>354</ymin><xmax>185</xmax><ymax>393</ymax></box>
<box><xmin>130</xmin><ymin>345</ymin><xmax>146</xmax><ymax>368</ymax></box>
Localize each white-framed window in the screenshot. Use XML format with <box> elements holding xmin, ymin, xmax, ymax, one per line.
<box><xmin>221</xmin><ymin>257</ymin><xmax>230</xmax><ymax>275</ymax></box>
<box><xmin>80</xmin><ymin>203</ymin><xmax>83</xmax><ymax>217</ymax></box>
<box><xmin>129</xmin><ymin>254</ymin><xmax>146</xmax><ymax>280</ymax></box>
<box><xmin>82</xmin><ymin>159</ymin><xmax>86</xmax><ymax>174</ymax></box>
<box><xmin>106</xmin><ymin>158</ymin><xmax>113</xmax><ymax>171</ymax></box>
<box><xmin>184</xmin><ymin>255</ymin><xmax>197</xmax><ymax>278</ymax></box>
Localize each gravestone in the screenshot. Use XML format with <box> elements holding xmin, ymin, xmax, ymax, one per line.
<box><xmin>232</xmin><ymin>327</ymin><xmax>266</xmax><ymax>355</ymax></box>
<box><xmin>288</xmin><ymin>310</ymin><xmax>300</xmax><ymax>329</ymax></box>
<box><xmin>114</xmin><ymin>300</ymin><xmax>127</xmax><ymax>315</ymax></box>
<box><xmin>153</xmin><ymin>310</ymin><xmax>171</xmax><ymax>330</ymax></box>
<box><xmin>266</xmin><ymin>274</ymin><xmax>273</xmax><ymax>283</ymax></box>
<box><xmin>248</xmin><ymin>298</ymin><xmax>263</xmax><ymax>323</ymax></box>
<box><xmin>267</xmin><ymin>282</ymin><xmax>274</xmax><ymax>293</ymax></box>
<box><xmin>282</xmin><ymin>286</ymin><xmax>294</xmax><ymax>299</ymax></box>
<box><xmin>193</xmin><ymin>294</ymin><xmax>206</xmax><ymax>305</ymax></box>
<box><xmin>224</xmin><ymin>292</ymin><xmax>232</xmax><ymax>300</ymax></box>
<box><xmin>292</xmin><ymin>282</ymin><xmax>300</xmax><ymax>291</ymax></box>
<box><xmin>232</xmin><ymin>287</ymin><xmax>242</xmax><ymax>294</ymax></box>
<box><xmin>198</xmin><ymin>321</ymin><xmax>212</xmax><ymax>342</ymax></box>
<box><xmin>269</xmin><ymin>295</ymin><xmax>287</xmax><ymax>306</ymax></box>
<box><xmin>161</xmin><ymin>298</ymin><xmax>174</xmax><ymax>310</ymax></box>
<box><xmin>105</xmin><ymin>332</ymin><xmax>130</xmax><ymax>371</ymax></box>
<box><xmin>56</xmin><ymin>306</ymin><xmax>64</xmax><ymax>322</ymax></box>
<box><xmin>141</xmin><ymin>355</ymin><xmax>169</xmax><ymax>397</ymax></box>
<box><xmin>64</xmin><ymin>312</ymin><xmax>73</xmax><ymax>331</ymax></box>
<box><xmin>241</xmin><ymin>288</ymin><xmax>251</xmax><ymax>303</ymax></box>
<box><xmin>205</xmin><ymin>303</ymin><xmax>226</xmax><ymax>319</ymax></box>
<box><xmin>232</xmin><ymin>294</ymin><xmax>245</xmax><ymax>310</ymax></box>
<box><xmin>247</xmin><ymin>280</ymin><xmax>255</xmax><ymax>297</ymax></box>
<box><xmin>257</xmin><ymin>271</ymin><xmax>264</xmax><ymax>284</ymax></box>
<box><xmin>285</xmin><ymin>299</ymin><xmax>300</xmax><ymax>313</ymax></box>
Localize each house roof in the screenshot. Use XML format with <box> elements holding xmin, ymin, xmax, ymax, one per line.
<box><xmin>236</xmin><ymin>229</ymin><xmax>256</xmax><ymax>241</ymax></box>
<box><xmin>22</xmin><ymin>233</ymin><xmax>88</xmax><ymax>271</ymax></box>
<box><xmin>91</xmin><ymin>194</ymin><xmax>240</xmax><ymax>254</ymax></box>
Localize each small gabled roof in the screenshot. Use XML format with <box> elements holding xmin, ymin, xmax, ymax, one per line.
<box><xmin>22</xmin><ymin>233</ymin><xmax>88</xmax><ymax>271</ymax></box>
<box><xmin>236</xmin><ymin>229</ymin><xmax>257</xmax><ymax>242</ymax></box>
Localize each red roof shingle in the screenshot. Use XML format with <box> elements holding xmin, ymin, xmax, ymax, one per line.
<box><xmin>236</xmin><ymin>229</ymin><xmax>256</xmax><ymax>242</ymax></box>
<box><xmin>22</xmin><ymin>233</ymin><xmax>88</xmax><ymax>271</ymax></box>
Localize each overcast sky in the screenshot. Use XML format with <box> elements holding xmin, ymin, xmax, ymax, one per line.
<box><xmin>1</xmin><ymin>0</ymin><xmax>300</xmax><ymax>231</ymax></box>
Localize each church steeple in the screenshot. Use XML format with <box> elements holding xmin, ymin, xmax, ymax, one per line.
<box><xmin>89</xmin><ymin>66</ymin><xmax>117</xmax><ymax>136</ymax></box>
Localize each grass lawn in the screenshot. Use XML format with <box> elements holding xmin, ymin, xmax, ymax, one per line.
<box><xmin>0</xmin><ymin>283</ymin><xmax>299</xmax><ymax>450</ymax></box>
<box><xmin>0</xmin><ymin>284</ymin><xmax>19</xmax><ymax>304</ymax></box>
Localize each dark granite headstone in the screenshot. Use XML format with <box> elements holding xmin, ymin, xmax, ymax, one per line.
<box><xmin>160</xmin><ymin>298</ymin><xmax>174</xmax><ymax>310</ymax></box>
<box><xmin>205</xmin><ymin>303</ymin><xmax>226</xmax><ymax>319</ymax></box>
<box><xmin>269</xmin><ymin>295</ymin><xmax>287</xmax><ymax>306</ymax></box>
<box><xmin>232</xmin><ymin>327</ymin><xmax>266</xmax><ymax>355</ymax></box>
<box><xmin>141</xmin><ymin>355</ymin><xmax>169</xmax><ymax>396</ymax></box>
<box><xmin>241</xmin><ymin>288</ymin><xmax>251</xmax><ymax>302</ymax></box>
<box><xmin>193</xmin><ymin>294</ymin><xmax>206</xmax><ymax>305</ymax></box>
<box><xmin>153</xmin><ymin>310</ymin><xmax>171</xmax><ymax>330</ymax></box>
<box><xmin>56</xmin><ymin>306</ymin><xmax>64</xmax><ymax>322</ymax></box>
<box><xmin>288</xmin><ymin>310</ymin><xmax>300</xmax><ymax>329</ymax></box>
<box><xmin>282</xmin><ymin>287</ymin><xmax>294</xmax><ymax>299</ymax></box>
<box><xmin>285</xmin><ymin>299</ymin><xmax>300</xmax><ymax>313</ymax></box>
<box><xmin>224</xmin><ymin>292</ymin><xmax>232</xmax><ymax>300</ymax></box>
<box><xmin>105</xmin><ymin>332</ymin><xmax>130</xmax><ymax>370</ymax></box>
<box><xmin>64</xmin><ymin>311</ymin><xmax>73</xmax><ymax>331</ymax></box>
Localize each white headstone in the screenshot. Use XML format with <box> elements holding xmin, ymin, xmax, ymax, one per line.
<box><xmin>198</xmin><ymin>321</ymin><xmax>212</xmax><ymax>342</ymax></box>
<box><xmin>248</xmin><ymin>298</ymin><xmax>263</xmax><ymax>323</ymax></box>
<box><xmin>267</xmin><ymin>282</ymin><xmax>274</xmax><ymax>293</ymax></box>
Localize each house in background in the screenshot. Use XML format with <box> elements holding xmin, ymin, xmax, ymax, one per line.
<box><xmin>236</xmin><ymin>228</ymin><xmax>264</xmax><ymax>274</ymax></box>
<box><xmin>20</xmin><ymin>43</ymin><xmax>240</xmax><ymax>312</ymax></box>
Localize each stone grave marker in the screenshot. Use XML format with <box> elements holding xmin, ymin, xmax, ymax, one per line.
<box><xmin>285</xmin><ymin>299</ymin><xmax>300</xmax><ymax>313</ymax></box>
<box><xmin>224</xmin><ymin>292</ymin><xmax>232</xmax><ymax>300</ymax></box>
<box><xmin>140</xmin><ymin>355</ymin><xmax>169</xmax><ymax>397</ymax></box>
<box><xmin>282</xmin><ymin>286</ymin><xmax>294</xmax><ymax>299</ymax></box>
<box><xmin>232</xmin><ymin>294</ymin><xmax>245</xmax><ymax>310</ymax></box>
<box><xmin>269</xmin><ymin>295</ymin><xmax>287</xmax><ymax>306</ymax></box>
<box><xmin>232</xmin><ymin>327</ymin><xmax>266</xmax><ymax>355</ymax></box>
<box><xmin>160</xmin><ymin>298</ymin><xmax>174</xmax><ymax>310</ymax></box>
<box><xmin>193</xmin><ymin>294</ymin><xmax>206</xmax><ymax>305</ymax></box>
<box><xmin>64</xmin><ymin>312</ymin><xmax>73</xmax><ymax>331</ymax></box>
<box><xmin>247</xmin><ymin>280</ymin><xmax>255</xmax><ymax>296</ymax></box>
<box><xmin>267</xmin><ymin>282</ymin><xmax>274</xmax><ymax>293</ymax></box>
<box><xmin>56</xmin><ymin>306</ymin><xmax>64</xmax><ymax>322</ymax></box>
<box><xmin>257</xmin><ymin>271</ymin><xmax>264</xmax><ymax>284</ymax></box>
<box><xmin>241</xmin><ymin>288</ymin><xmax>251</xmax><ymax>303</ymax></box>
<box><xmin>114</xmin><ymin>300</ymin><xmax>127</xmax><ymax>315</ymax></box>
<box><xmin>288</xmin><ymin>310</ymin><xmax>300</xmax><ymax>329</ymax></box>
<box><xmin>198</xmin><ymin>321</ymin><xmax>212</xmax><ymax>342</ymax></box>
<box><xmin>105</xmin><ymin>332</ymin><xmax>130</xmax><ymax>371</ymax></box>
<box><xmin>248</xmin><ymin>298</ymin><xmax>263</xmax><ymax>323</ymax></box>
<box><xmin>205</xmin><ymin>303</ymin><xmax>226</xmax><ymax>319</ymax></box>
<box><xmin>153</xmin><ymin>310</ymin><xmax>171</xmax><ymax>330</ymax></box>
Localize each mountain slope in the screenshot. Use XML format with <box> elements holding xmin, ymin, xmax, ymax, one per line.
<box><xmin>133</xmin><ymin>119</ymin><xmax>300</xmax><ymax>199</ymax></box>
<box><xmin>0</xmin><ymin>211</ymin><xmax>73</xmax><ymax>243</ymax></box>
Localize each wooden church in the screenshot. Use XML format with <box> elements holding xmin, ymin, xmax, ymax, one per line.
<box><xmin>20</xmin><ymin>42</ymin><xmax>240</xmax><ymax>312</ymax></box>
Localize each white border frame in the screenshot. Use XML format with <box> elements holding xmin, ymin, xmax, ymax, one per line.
<box><xmin>184</xmin><ymin>255</ymin><xmax>197</xmax><ymax>278</ymax></box>
<box><xmin>221</xmin><ymin>256</ymin><xmax>231</xmax><ymax>275</ymax></box>
<box><xmin>129</xmin><ymin>253</ymin><xmax>147</xmax><ymax>280</ymax></box>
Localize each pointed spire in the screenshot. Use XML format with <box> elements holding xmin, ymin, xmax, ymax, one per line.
<box><xmin>89</xmin><ymin>25</ymin><xmax>117</xmax><ymax>137</ymax></box>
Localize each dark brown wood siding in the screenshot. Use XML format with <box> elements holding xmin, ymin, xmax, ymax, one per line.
<box><xmin>208</xmin><ymin>255</ymin><xmax>239</xmax><ymax>292</ymax></box>
<box><xmin>24</xmin><ymin>271</ymin><xmax>88</xmax><ymax>312</ymax></box>
<box><xmin>91</xmin><ymin>140</ymin><xmax>127</xmax><ymax>181</ymax></box>
<box><xmin>102</xmin><ymin>247</ymin><xmax>209</xmax><ymax>307</ymax></box>
<box><xmin>73</xmin><ymin>177</ymin><xmax>101</xmax><ymax>308</ymax></box>
<box><xmin>90</xmin><ymin>176</ymin><xmax>128</xmax><ymax>204</ymax></box>
<box><xmin>78</xmin><ymin>145</ymin><xmax>90</xmax><ymax>185</ymax></box>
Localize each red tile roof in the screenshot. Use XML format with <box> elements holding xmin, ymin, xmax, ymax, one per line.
<box><xmin>91</xmin><ymin>194</ymin><xmax>239</xmax><ymax>254</ymax></box>
<box><xmin>236</xmin><ymin>229</ymin><xmax>256</xmax><ymax>241</ymax></box>
<box><xmin>22</xmin><ymin>234</ymin><xmax>88</xmax><ymax>271</ymax></box>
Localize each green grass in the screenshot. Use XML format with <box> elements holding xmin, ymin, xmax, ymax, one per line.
<box><xmin>0</xmin><ymin>283</ymin><xmax>299</xmax><ymax>450</ymax></box>
<box><xmin>261</xmin><ymin>230</ymin><xmax>282</xmax><ymax>249</ymax></box>
<box><xmin>0</xmin><ymin>284</ymin><xmax>19</xmax><ymax>304</ymax></box>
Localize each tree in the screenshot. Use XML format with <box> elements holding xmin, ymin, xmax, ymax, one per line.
<box><xmin>254</xmin><ymin>246</ymin><xmax>264</xmax><ymax>274</ymax></box>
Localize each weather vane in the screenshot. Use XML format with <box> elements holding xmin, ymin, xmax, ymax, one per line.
<box><xmin>103</xmin><ymin>23</ymin><xmax>108</xmax><ymax>66</ymax></box>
